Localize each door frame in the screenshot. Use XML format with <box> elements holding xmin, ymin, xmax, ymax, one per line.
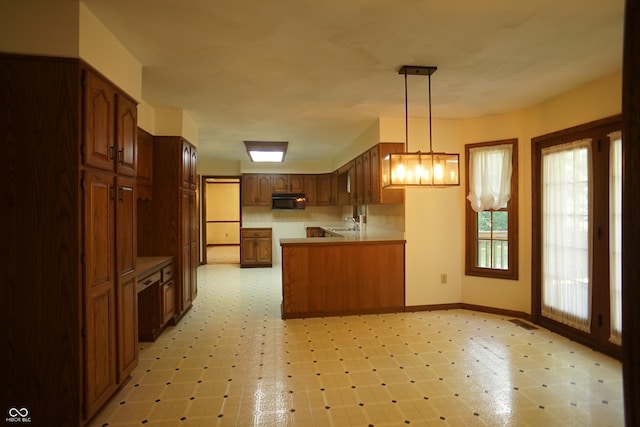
<box><xmin>531</xmin><ymin>115</ymin><xmax>622</xmax><ymax>359</ymax></box>
<box><xmin>200</xmin><ymin>175</ymin><xmax>242</xmax><ymax>264</ymax></box>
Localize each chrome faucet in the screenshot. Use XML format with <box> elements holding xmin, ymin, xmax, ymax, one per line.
<box><xmin>345</xmin><ymin>216</ymin><xmax>359</xmax><ymax>231</ymax></box>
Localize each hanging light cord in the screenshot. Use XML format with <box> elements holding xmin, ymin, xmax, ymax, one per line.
<box><xmin>428</xmin><ymin>72</ymin><xmax>433</xmax><ymax>154</ymax></box>
<box><xmin>404</xmin><ymin>67</ymin><xmax>434</xmax><ymax>154</ymax></box>
<box><xmin>404</xmin><ymin>69</ymin><xmax>409</xmax><ymax>152</ymax></box>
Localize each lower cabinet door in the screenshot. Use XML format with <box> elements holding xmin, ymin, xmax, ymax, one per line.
<box><xmin>256</xmin><ymin>238</ymin><xmax>272</xmax><ymax>264</ymax></box>
<box><xmin>117</xmin><ymin>274</ymin><xmax>138</xmax><ymax>382</ymax></box>
<box><xmin>83</xmin><ymin>170</ymin><xmax>118</xmax><ymax>419</ymax></box>
<box><xmin>162</xmin><ymin>280</ymin><xmax>176</xmax><ymax>325</ymax></box>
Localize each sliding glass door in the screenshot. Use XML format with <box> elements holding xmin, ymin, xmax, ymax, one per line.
<box><xmin>532</xmin><ymin>117</ymin><xmax>622</xmax><ymax>357</ymax></box>
<box><xmin>541</xmin><ymin>139</ymin><xmax>592</xmax><ymax>332</ymax></box>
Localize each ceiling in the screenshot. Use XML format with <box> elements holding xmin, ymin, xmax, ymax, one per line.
<box><xmin>82</xmin><ymin>0</ymin><xmax>624</xmax><ymax>163</ymax></box>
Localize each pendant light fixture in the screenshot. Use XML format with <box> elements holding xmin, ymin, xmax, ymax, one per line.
<box><xmin>382</xmin><ymin>65</ymin><xmax>460</xmax><ymax>188</ymax></box>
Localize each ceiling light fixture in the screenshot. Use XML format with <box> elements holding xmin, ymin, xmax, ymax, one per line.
<box><xmin>382</xmin><ymin>66</ymin><xmax>460</xmax><ymax>188</ymax></box>
<box><xmin>244</xmin><ymin>140</ymin><xmax>288</xmax><ymax>162</ymax></box>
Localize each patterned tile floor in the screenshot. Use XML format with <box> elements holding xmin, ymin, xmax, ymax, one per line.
<box><xmin>90</xmin><ymin>264</ymin><xmax>624</xmax><ymax>426</ymax></box>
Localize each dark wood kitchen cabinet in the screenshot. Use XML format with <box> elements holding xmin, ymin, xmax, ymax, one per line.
<box><xmin>304</xmin><ymin>175</ymin><xmax>317</xmax><ymax>204</ymax></box>
<box><xmin>242</xmin><ymin>174</ymin><xmax>272</xmax><ymax>205</ymax></box>
<box><xmin>138</xmin><ymin>136</ymin><xmax>199</xmax><ymax>323</ymax></box>
<box><xmin>369</xmin><ymin>143</ymin><xmax>405</xmax><ymax>204</ymax></box>
<box><xmin>281</xmin><ymin>239</ymin><xmax>406</xmax><ymax>319</ymax></box>
<box><xmin>137</xmin><ymin>127</ymin><xmax>154</xmax><ymax>199</ymax></box>
<box><xmin>272</xmin><ymin>174</ymin><xmax>304</xmax><ymax>193</ymax></box>
<box><xmin>306</xmin><ymin>227</ymin><xmax>325</xmax><ymax>237</ymax></box>
<box><xmin>316</xmin><ymin>172</ymin><xmax>337</xmax><ymax>205</ymax></box>
<box><xmin>115</xmin><ymin>177</ymin><xmax>138</xmax><ymax>384</ymax></box>
<box><xmin>1</xmin><ymin>54</ymin><xmax>139</xmax><ymax>426</ymax></box>
<box><xmin>342</xmin><ymin>143</ymin><xmax>405</xmax><ymax>206</ymax></box>
<box><xmin>240</xmin><ymin>228</ymin><xmax>273</xmax><ymax>267</ymax></box>
<box><xmin>84</xmin><ymin>70</ymin><xmax>138</xmax><ymax>177</ymax></box>
<box><xmin>137</xmin><ymin>257</ymin><xmax>175</xmax><ymax>341</ymax></box>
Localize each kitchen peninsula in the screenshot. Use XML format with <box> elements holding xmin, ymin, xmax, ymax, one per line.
<box><xmin>280</xmin><ymin>228</ymin><xmax>406</xmax><ymax>319</ymax></box>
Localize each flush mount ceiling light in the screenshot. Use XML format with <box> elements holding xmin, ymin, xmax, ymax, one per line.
<box><xmin>244</xmin><ymin>140</ymin><xmax>288</xmax><ymax>162</ymax></box>
<box><xmin>382</xmin><ymin>66</ymin><xmax>460</xmax><ymax>188</ymax></box>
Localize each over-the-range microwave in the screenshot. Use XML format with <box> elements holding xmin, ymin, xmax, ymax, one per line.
<box><xmin>272</xmin><ymin>193</ymin><xmax>306</xmax><ymax>210</ymax></box>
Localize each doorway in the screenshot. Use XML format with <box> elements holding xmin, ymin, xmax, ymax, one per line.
<box><xmin>202</xmin><ymin>177</ymin><xmax>241</xmax><ymax>264</ymax></box>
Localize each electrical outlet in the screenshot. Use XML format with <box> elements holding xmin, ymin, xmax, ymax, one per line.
<box><xmin>440</xmin><ymin>273</ymin><xmax>447</xmax><ymax>284</ymax></box>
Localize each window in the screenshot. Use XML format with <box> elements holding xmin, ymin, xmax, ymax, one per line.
<box><xmin>609</xmin><ymin>131</ymin><xmax>622</xmax><ymax>344</ymax></box>
<box><xmin>465</xmin><ymin>139</ymin><xmax>518</xmax><ymax>280</ymax></box>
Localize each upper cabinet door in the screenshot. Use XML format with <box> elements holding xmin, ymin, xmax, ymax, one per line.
<box><xmin>116</xmin><ymin>95</ymin><xmax>138</xmax><ymax>177</ymax></box>
<box><xmin>84</xmin><ymin>70</ymin><xmax>116</xmax><ymax>171</ymax></box>
<box><xmin>181</xmin><ymin>140</ymin><xmax>191</xmax><ymax>189</ymax></box>
<box><xmin>366</xmin><ymin>147</ymin><xmax>379</xmax><ymax>204</ymax></box>
<box><xmin>271</xmin><ymin>174</ymin><xmax>289</xmax><ymax>193</ymax></box>
<box><xmin>190</xmin><ymin>146</ymin><xmax>197</xmax><ymax>190</ymax></box>
<box><xmin>289</xmin><ymin>175</ymin><xmax>305</xmax><ymax>193</ymax></box>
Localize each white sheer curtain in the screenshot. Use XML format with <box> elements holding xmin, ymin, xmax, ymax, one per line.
<box><xmin>467</xmin><ymin>144</ymin><xmax>513</xmax><ymax>212</ymax></box>
<box><xmin>609</xmin><ymin>131</ymin><xmax>622</xmax><ymax>345</ymax></box>
<box><xmin>541</xmin><ymin>139</ymin><xmax>592</xmax><ymax>332</ymax></box>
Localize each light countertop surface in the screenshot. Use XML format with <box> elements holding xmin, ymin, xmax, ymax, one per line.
<box><xmin>280</xmin><ymin>225</ymin><xmax>405</xmax><ymax>245</ymax></box>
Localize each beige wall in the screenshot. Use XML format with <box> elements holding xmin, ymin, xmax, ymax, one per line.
<box><xmin>0</xmin><ymin>1</ymin><xmax>198</xmax><ymax>145</ymax></box>
<box><xmin>206</xmin><ymin>182</ymin><xmax>240</xmax><ymax>245</ymax></box>
<box><xmin>387</xmin><ymin>71</ymin><xmax>623</xmax><ymax>314</ymax></box>
<box><xmin>201</xmin><ymin>71</ymin><xmax>622</xmax><ymax>315</ymax></box>
<box><xmin>153</xmin><ymin>108</ymin><xmax>199</xmax><ymax>148</ymax></box>
<box><xmin>3</xmin><ymin>2</ymin><xmax>622</xmax><ymax>315</ymax></box>
<box><xmin>0</xmin><ymin>0</ymin><xmax>79</xmax><ymax>57</ymax></box>
<box><xmin>379</xmin><ymin>117</ymin><xmax>466</xmax><ymax>305</ymax></box>
<box><xmin>458</xmin><ymin>71</ymin><xmax>622</xmax><ymax>314</ymax></box>
<box><xmin>79</xmin><ymin>3</ymin><xmax>142</xmax><ymax>101</ymax></box>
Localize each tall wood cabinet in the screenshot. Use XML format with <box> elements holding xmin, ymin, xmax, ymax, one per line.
<box><xmin>1</xmin><ymin>54</ymin><xmax>138</xmax><ymax>426</ymax></box>
<box><xmin>138</xmin><ymin>136</ymin><xmax>198</xmax><ymax>322</ymax></box>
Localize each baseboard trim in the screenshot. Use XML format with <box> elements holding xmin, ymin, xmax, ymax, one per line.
<box><xmin>405</xmin><ymin>302</ymin><xmax>531</xmax><ymax>322</ymax></box>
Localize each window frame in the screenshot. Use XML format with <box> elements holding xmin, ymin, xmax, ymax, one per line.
<box><xmin>464</xmin><ymin>139</ymin><xmax>519</xmax><ymax>280</ymax></box>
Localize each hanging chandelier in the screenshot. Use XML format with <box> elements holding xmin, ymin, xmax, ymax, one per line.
<box><xmin>382</xmin><ymin>65</ymin><xmax>460</xmax><ymax>188</ymax></box>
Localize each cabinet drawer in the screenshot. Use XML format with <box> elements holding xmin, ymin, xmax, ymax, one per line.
<box><xmin>137</xmin><ymin>271</ymin><xmax>161</xmax><ymax>292</ymax></box>
<box><xmin>242</xmin><ymin>229</ymin><xmax>272</xmax><ymax>238</ymax></box>
<box><xmin>162</xmin><ymin>264</ymin><xmax>174</xmax><ymax>283</ymax></box>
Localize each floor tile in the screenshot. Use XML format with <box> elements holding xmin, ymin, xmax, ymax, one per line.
<box><xmin>88</xmin><ymin>262</ymin><xmax>624</xmax><ymax>427</ymax></box>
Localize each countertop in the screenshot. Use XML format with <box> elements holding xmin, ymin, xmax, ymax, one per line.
<box><xmin>137</xmin><ymin>256</ymin><xmax>173</xmax><ymax>278</ymax></box>
<box><xmin>280</xmin><ymin>226</ymin><xmax>405</xmax><ymax>245</ymax></box>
